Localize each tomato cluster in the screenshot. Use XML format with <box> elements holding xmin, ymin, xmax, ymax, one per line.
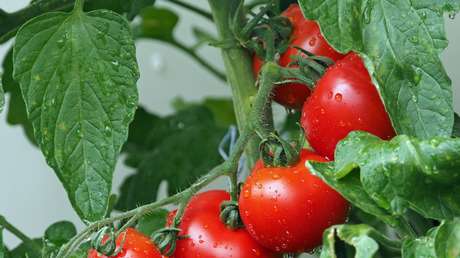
<box><xmin>88</xmin><ymin>4</ymin><xmax>397</xmax><ymax>258</ymax></box>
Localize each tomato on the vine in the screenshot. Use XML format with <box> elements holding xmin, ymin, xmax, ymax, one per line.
<box><xmin>87</xmin><ymin>228</ymin><xmax>163</xmax><ymax>258</ymax></box>
<box><xmin>238</xmin><ymin>150</ymin><xmax>349</xmax><ymax>253</ymax></box>
<box><xmin>252</xmin><ymin>4</ymin><xmax>345</xmax><ymax>109</ymax></box>
<box><xmin>301</xmin><ymin>52</ymin><xmax>396</xmax><ymax>159</ymax></box>
<box><xmin>169</xmin><ymin>190</ymin><xmax>278</xmax><ymax>258</ymax></box>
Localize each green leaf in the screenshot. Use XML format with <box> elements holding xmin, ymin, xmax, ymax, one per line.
<box><xmin>42</xmin><ymin>221</ymin><xmax>77</xmax><ymax>257</ymax></box>
<box><xmin>13</xmin><ymin>7</ymin><xmax>139</xmax><ymax>221</ymax></box>
<box><xmin>320</xmin><ymin>224</ymin><xmax>397</xmax><ymax>258</ymax></box>
<box><xmin>136</xmin><ymin>209</ymin><xmax>169</xmax><ymax>236</ymax></box>
<box><xmin>298</xmin><ymin>0</ymin><xmax>457</xmax><ymax>138</ymax></box>
<box><xmin>172</xmin><ymin>97</ymin><xmax>236</xmax><ymax>127</ymax></box>
<box><xmin>2</xmin><ymin>48</ymin><xmax>36</xmax><ymax>145</ymax></box>
<box><xmin>308</xmin><ymin>131</ymin><xmax>460</xmax><ymax>221</ymax></box>
<box><xmin>133</xmin><ymin>7</ymin><xmax>179</xmax><ymax>42</ymax></box>
<box><xmin>116</xmin><ymin>106</ymin><xmax>226</xmax><ymax>210</ymax></box>
<box><xmin>453</xmin><ymin>113</ymin><xmax>460</xmax><ymax>137</ymax></box>
<box><xmin>85</xmin><ymin>0</ymin><xmax>156</xmax><ymax>20</ymax></box>
<box><xmin>402</xmin><ymin>237</ymin><xmax>436</xmax><ymax>258</ymax></box>
<box><xmin>435</xmin><ymin>218</ymin><xmax>460</xmax><ymax>257</ymax></box>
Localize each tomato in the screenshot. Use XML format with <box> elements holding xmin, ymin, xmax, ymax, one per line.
<box><xmin>301</xmin><ymin>52</ymin><xmax>396</xmax><ymax>159</ymax></box>
<box><xmin>170</xmin><ymin>190</ymin><xmax>278</xmax><ymax>258</ymax></box>
<box><xmin>238</xmin><ymin>150</ymin><xmax>349</xmax><ymax>253</ymax></box>
<box><xmin>253</xmin><ymin>4</ymin><xmax>345</xmax><ymax>109</ymax></box>
<box><xmin>87</xmin><ymin>228</ymin><xmax>163</xmax><ymax>258</ymax></box>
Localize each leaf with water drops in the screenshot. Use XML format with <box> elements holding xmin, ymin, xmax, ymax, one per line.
<box><xmin>308</xmin><ymin>131</ymin><xmax>460</xmax><ymax>221</ymax></box>
<box><xmin>298</xmin><ymin>0</ymin><xmax>458</xmax><ymax>138</ymax></box>
<box><xmin>13</xmin><ymin>6</ymin><xmax>139</xmax><ymax>221</ymax></box>
<box><xmin>402</xmin><ymin>235</ymin><xmax>436</xmax><ymax>258</ymax></box>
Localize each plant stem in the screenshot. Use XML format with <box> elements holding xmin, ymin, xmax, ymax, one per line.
<box><xmin>0</xmin><ymin>215</ymin><xmax>41</xmax><ymax>254</ymax></box>
<box><xmin>74</xmin><ymin>0</ymin><xmax>84</xmax><ymax>12</ymax></box>
<box><xmin>171</xmin><ymin>40</ymin><xmax>227</xmax><ymax>81</ymax></box>
<box><xmin>207</xmin><ymin>0</ymin><xmax>260</xmax><ymax>168</ymax></box>
<box><xmin>165</xmin><ymin>0</ymin><xmax>213</xmax><ymax>21</ymax></box>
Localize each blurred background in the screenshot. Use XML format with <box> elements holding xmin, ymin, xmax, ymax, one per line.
<box><xmin>1</xmin><ymin>0</ymin><xmax>459</xmax><ymax>249</ymax></box>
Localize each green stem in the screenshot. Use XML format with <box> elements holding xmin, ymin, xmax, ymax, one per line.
<box><xmin>207</xmin><ymin>0</ymin><xmax>260</xmax><ymax>169</ymax></box>
<box><xmin>171</xmin><ymin>40</ymin><xmax>227</xmax><ymax>81</ymax></box>
<box><xmin>0</xmin><ymin>215</ymin><xmax>41</xmax><ymax>254</ymax></box>
<box><xmin>369</xmin><ymin>229</ymin><xmax>402</xmax><ymax>251</ymax></box>
<box><xmin>165</xmin><ymin>0</ymin><xmax>213</xmax><ymax>21</ymax></box>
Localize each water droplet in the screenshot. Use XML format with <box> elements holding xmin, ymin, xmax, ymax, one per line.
<box><xmin>334</xmin><ymin>93</ymin><xmax>343</xmax><ymax>102</ymax></box>
<box><xmin>308</xmin><ymin>37</ymin><xmax>317</xmax><ymax>46</ymax></box>
<box><xmin>448</xmin><ymin>12</ymin><xmax>457</xmax><ymax>19</ymax></box>
<box><xmin>339</xmin><ymin>120</ymin><xmax>346</xmax><ymax>127</ymax></box>
<box><xmin>320</xmin><ymin>108</ymin><xmax>326</xmax><ymax>114</ymax></box>
<box><xmin>243</xmin><ymin>189</ymin><xmax>250</xmax><ymax>198</ymax></box>
<box><xmin>327</xmin><ymin>91</ymin><xmax>333</xmax><ymax>99</ymax></box>
<box><xmin>111</xmin><ymin>60</ymin><xmax>119</xmax><ymax>66</ymax></box>
<box><xmin>409</xmin><ymin>35</ymin><xmax>418</xmax><ymax>43</ymax></box>
<box><xmin>420</xmin><ymin>11</ymin><xmax>427</xmax><ymax>20</ymax></box>
<box><xmin>272</xmin><ymin>173</ymin><xmax>280</xmax><ymax>179</ymax></box>
<box><xmin>412</xmin><ymin>95</ymin><xmax>418</xmax><ymax>103</ymax></box>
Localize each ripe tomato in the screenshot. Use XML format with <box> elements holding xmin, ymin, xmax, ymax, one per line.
<box><xmin>239</xmin><ymin>150</ymin><xmax>349</xmax><ymax>253</ymax></box>
<box><xmin>301</xmin><ymin>52</ymin><xmax>396</xmax><ymax>159</ymax></box>
<box><xmin>253</xmin><ymin>4</ymin><xmax>344</xmax><ymax>109</ymax></box>
<box><xmin>87</xmin><ymin>228</ymin><xmax>163</xmax><ymax>258</ymax></box>
<box><xmin>170</xmin><ymin>190</ymin><xmax>278</xmax><ymax>258</ymax></box>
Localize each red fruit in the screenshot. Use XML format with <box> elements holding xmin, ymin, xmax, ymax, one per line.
<box><xmin>301</xmin><ymin>52</ymin><xmax>396</xmax><ymax>159</ymax></box>
<box><xmin>170</xmin><ymin>190</ymin><xmax>278</xmax><ymax>258</ymax></box>
<box><xmin>239</xmin><ymin>150</ymin><xmax>349</xmax><ymax>252</ymax></box>
<box><xmin>253</xmin><ymin>4</ymin><xmax>345</xmax><ymax>109</ymax></box>
<box><xmin>88</xmin><ymin>228</ymin><xmax>164</xmax><ymax>258</ymax></box>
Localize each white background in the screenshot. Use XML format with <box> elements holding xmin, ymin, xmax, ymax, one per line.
<box><xmin>1</xmin><ymin>0</ymin><xmax>459</xmax><ymax>249</ymax></box>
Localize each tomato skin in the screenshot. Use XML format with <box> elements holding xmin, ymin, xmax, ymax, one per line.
<box><xmin>170</xmin><ymin>190</ymin><xmax>278</xmax><ymax>258</ymax></box>
<box><xmin>239</xmin><ymin>150</ymin><xmax>349</xmax><ymax>253</ymax></box>
<box><xmin>252</xmin><ymin>4</ymin><xmax>344</xmax><ymax>109</ymax></box>
<box><xmin>87</xmin><ymin>228</ymin><xmax>164</xmax><ymax>258</ymax></box>
<box><xmin>301</xmin><ymin>52</ymin><xmax>396</xmax><ymax>159</ymax></box>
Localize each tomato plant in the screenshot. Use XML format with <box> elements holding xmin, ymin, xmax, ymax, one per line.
<box><xmin>0</xmin><ymin>0</ymin><xmax>459</xmax><ymax>258</ymax></box>
<box><xmin>239</xmin><ymin>150</ymin><xmax>349</xmax><ymax>252</ymax></box>
<box><xmin>252</xmin><ymin>4</ymin><xmax>344</xmax><ymax>109</ymax></box>
<box><xmin>301</xmin><ymin>52</ymin><xmax>396</xmax><ymax>159</ymax></box>
<box><xmin>88</xmin><ymin>228</ymin><xmax>163</xmax><ymax>258</ymax></box>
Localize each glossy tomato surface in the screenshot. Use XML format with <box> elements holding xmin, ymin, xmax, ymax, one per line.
<box><xmin>88</xmin><ymin>228</ymin><xmax>163</xmax><ymax>258</ymax></box>
<box><xmin>301</xmin><ymin>52</ymin><xmax>396</xmax><ymax>159</ymax></box>
<box><xmin>253</xmin><ymin>4</ymin><xmax>344</xmax><ymax>109</ymax></box>
<box><xmin>170</xmin><ymin>190</ymin><xmax>278</xmax><ymax>258</ymax></box>
<box><xmin>239</xmin><ymin>150</ymin><xmax>349</xmax><ymax>253</ymax></box>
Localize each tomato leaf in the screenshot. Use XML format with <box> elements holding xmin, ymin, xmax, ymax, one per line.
<box><xmin>13</xmin><ymin>7</ymin><xmax>139</xmax><ymax>221</ymax></box>
<box><xmin>320</xmin><ymin>224</ymin><xmax>394</xmax><ymax>258</ymax></box>
<box><xmin>402</xmin><ymin>236</ymin><xmax>436</xmax><ymax>258</ymax></box>
<box><xmin>136</xmin><ymin>209</ymin><xmax>169</xmax><ymax>236</ymax></box>
<box><xmin>132</xmin><ymin>7</ymin><xmax>179</xmax><ymax>42</ymax></box>
<box><xmin>85</xmin><ymin>0</ymin><xmax>156</xmax><ymax>20</ymax></box>
<box><xmin>116</xmin><ymin>106</ymin><xmax>226</xmax><ymax>211</ymax></box>
<box><xmin>308</xmin><ymin>131</ymin><xmax>460</xmax><ymax>222</ymax></box>
<box><xmin>434</xmin><ymin>218</ymin><xmax>460</xmax><ymax>257</ymax></box>
<box><xmin>2</xmin><ymin>48</ymin><xmax>37</xmax><ymax>145</ymax></box>
<box><xmin>8</xmin><ymin>240</ymin><xmax>42</xmax><ymax>258</ymax></box>
<box><xmin>453</xmin><ymin>113</ymin><xmax>460</xmax><ymax>137</ymax></box>
<box><xmin>298</xmin><ymin>0</ymin><xmax>457</xmax><ymax>138</ymax></box>
<box><xmin>42</xmin><ymin>221</ymin><xmax>77</xmax><ymax>257</ymax></box>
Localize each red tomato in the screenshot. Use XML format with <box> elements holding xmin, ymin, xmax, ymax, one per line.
<box><xmin>253</xmin><ymin>4</ymin><xmax>344</xmax><ymax>109</ymax></box>
<box><xmin>170</xmin><ymin>190</ymin><xmax>278</xmax><ymax>258</ymax></box>
<box><xmin>239</xmin><ymin>150</ymin><xmax>349</xmax><ymax>253</ymax></box>
<box><xmin>87</xmin><ymin>228</ymin><xmax>164</xmax><ymax>258</ymax></box>
<box><xmin>301</xmin><ymin>52</ymin><xmax>396</xmax><ymax>159</ymax></box>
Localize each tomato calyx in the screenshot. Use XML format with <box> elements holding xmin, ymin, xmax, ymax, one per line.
<box><xmin>220</xmin><ymin>200</ymin><xmax>244</xmax><ymax>229</ymax></box>
<box><xmin>152</xmin><ymin>227</ymin><xmax>182</xmax><ymax>256</ymax></box>
<box><xmin>90</xmin><ymin>226</ymin><xmax>124</xmax><ymax>257</ymax></box>
<box><xmin>277</xmin><ymin>47</ymin><xmax>334</xmax><ymax>90</ymax></box>
<box><xmin>234</xmin><ymin>1</ymin><xmax>292</xmax><ymax>61</ymax></box>
<box><xmin>259</xmin><ymin>132</ymin><xmax>300</xmax><ymax>167</ymax></box>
